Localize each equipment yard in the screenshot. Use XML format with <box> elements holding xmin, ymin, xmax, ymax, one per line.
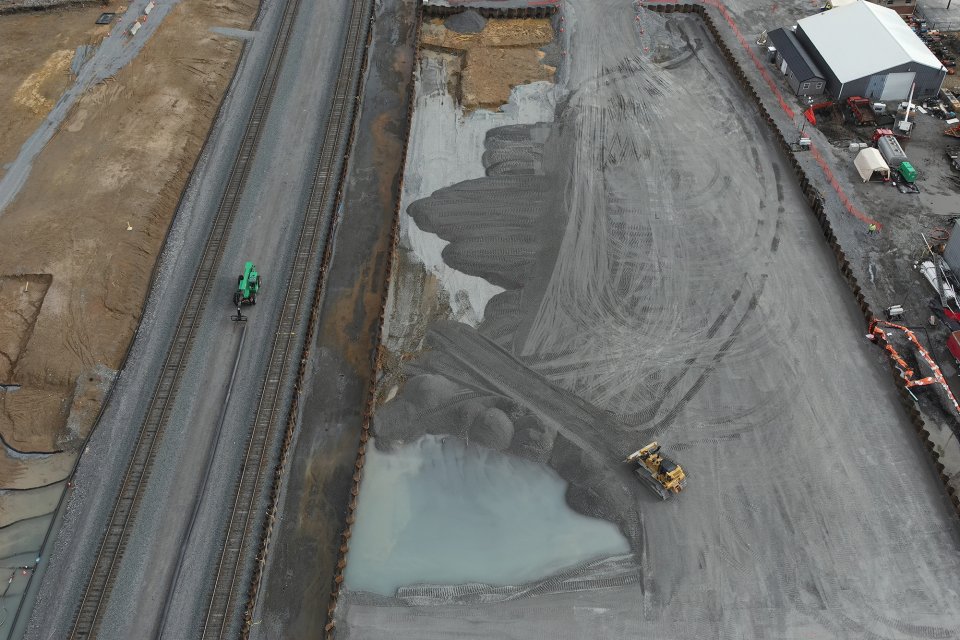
<box><xmin>5</xmin><ymin>0</ymin><xmax>960</xmax><ymax>638</ymax></box>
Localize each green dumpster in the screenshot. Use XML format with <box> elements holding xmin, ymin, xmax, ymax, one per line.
<box><xmin>898</xmin><ymin>161</ymin><xmax>917</xmax><ymax>183</ymax></box>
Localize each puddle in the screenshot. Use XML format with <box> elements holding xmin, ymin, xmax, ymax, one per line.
<box><xmin>344</xmin><ymin>435</ymin><xmax>629</xmax><ymax>596</ymax></box>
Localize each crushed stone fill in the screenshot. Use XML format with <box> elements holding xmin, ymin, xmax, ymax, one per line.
<box><xmin>444</xmin><ymin>9</ymin><xmax>486</xmax><ymax>34</ymax></box>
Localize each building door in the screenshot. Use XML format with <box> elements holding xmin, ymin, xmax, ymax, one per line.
<box><xmin>880</xmin><ymin>72</ymin><xmax>915</xmax><ymax>101</ymax></box>
<box><xmin>865</xmin><ymin>74</ymin><xmax>885</xmax><ymax>99</ymax></box>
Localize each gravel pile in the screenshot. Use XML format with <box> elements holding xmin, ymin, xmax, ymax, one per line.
<box><xmin>444</xmin><ymin>9</ymin><xmax>486</xmax><ymax>34</ymax></box>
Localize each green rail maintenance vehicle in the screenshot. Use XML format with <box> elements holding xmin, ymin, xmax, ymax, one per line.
<box><xmin>232</xmin><ymin>262</ymin><xmax>261</xmax><ymax>321</ymax></box>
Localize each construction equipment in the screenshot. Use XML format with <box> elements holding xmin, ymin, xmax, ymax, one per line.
<box><xmin>868</xmin><ymin>319</ymin><xmax>960</xmax><ymax>418</ymax></box>
<box><xmin>871</xmin><ymin>128</ymin><xmax>895</xmax><ymax>144</ymax></box>
<box><xmin>919</xmin><ymin>259</ymin><xmax>957</xmax><ymax>303</ymax></box>
<box><xmin>625</xmin><ymin>442</ymin><xmax>687</xmax><ymax>500</ymax></box>
<box><xmin>231</xmin><ymin>261</ymin><xmax>261</xmax><ymax>321</ymax></box>
<box><xmin>948</xmin><ymin>147</ymin><xmax>960</xmax><ymax>171</ymax></box>
<box><xmin>947</xmin><ymin>331</ymin><xmax>960</xmax><ymax>365</ymax></box>
<box><xmin>846</xmin><ymin>96</ymin><xmax>875</xmax><ymax>126</ymax></box>
<box><xmin>897</xmin><ymin>161</ymin><xmax>917</xmax><ymax>184</ymax></box>
<box><xmin>875</xmin><ymin>132</ymin><xmax>908</xmax><ymax>166</ymax></box>
<box><xmin>804</xmin><ymin>100</ymin><xmax>835</xmax><ymax>126</ymax></box>
<box><xmin>893</xmin><ymin>84</ymin><xmax>916</xmax><ymax>137</ymax></box>
<box><xmin>871</xmin><ymin>103</ymin><xmax>896</xmax><ymax>127</ymax></box>
<box><xmin>942</xmin><ymin>89</ymin><xmax>960</xmax><ymax>113</ymax></box>
<box><xmin>885</xmin><ymin>304</ymin><xmax>905</xmax><ymax>320</ymax></box>
<box><xmin>873</xmin><ymin>132</ymin><xmax>918</xmax><ymax>191</ymax></box>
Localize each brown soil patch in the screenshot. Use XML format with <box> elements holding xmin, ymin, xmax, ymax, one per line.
<box><xmin>421</xmin><ymin>17</ymin><xmax>553</xmax><ymax>49</ymax></box>
<box><xmin>420</xmin><ymin>18</ymin><xmax>555</xmax><ymax>110</ymax></box>
<box><xmin>371</xmin><ymin>111</ymin><xmax>401</xmax><ymax>210</ymax></box>
<box><xmin>0</xmin><ymin>387</ymin><xmax>66</xmax><ymax>453</ymax></box>
<box><xmin>0</xmin><ymin>274</ymin><xmax>50</xmax><ymax>383</ymax></box>
<box><xmin>463</xmin><ymin>47</ymin><xmax>553</xmax><ymax>110</ymax></box>
<box><xmin>0</xmin><ymin>0</ymin><xmax>257</xmax><ymax>477</ymax></box>
<box><xmin>0</xmin><ymin>5</ymin><xmax>112</xmax><ymax>180</ymax></box>
<box><xmin>0</xmin><ymin>448</ymin><xmax>72</xmax><ymax>490</ymax></box>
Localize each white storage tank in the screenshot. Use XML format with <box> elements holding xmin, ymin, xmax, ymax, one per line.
<box><xmin>876</xmin><ymin>135</ymin><xmax>908</xmax><ymax>168</ymax></box>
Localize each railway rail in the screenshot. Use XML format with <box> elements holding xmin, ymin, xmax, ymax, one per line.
<box><xmin>201</xmin><ymin>0</ymin><xmax>375</xmax><ymax>635</ymax></box>
<box><xmin>68</xmin><ymin>0</ymin><xmax>305</xmax><ymax>636</ymax></box>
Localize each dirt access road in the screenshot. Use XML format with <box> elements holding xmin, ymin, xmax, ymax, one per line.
<box><xmin>334</xmin><ymin>1</ymin><xmax>960</xmax><ymax>638</ymax></box>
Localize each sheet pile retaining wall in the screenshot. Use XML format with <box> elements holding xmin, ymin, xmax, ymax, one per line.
<box><xmin>322</xmin><ymin>1</ymin><xmax>424</xmax><ymax>637</ymax></box>
<box><xmin>321</xmin><ymin>4</ymin><xmax>960</xmax><ymax>636</ymax></box>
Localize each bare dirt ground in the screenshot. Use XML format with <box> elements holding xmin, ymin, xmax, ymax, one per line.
<box><xmin>0</xmin><ymin>5</ymin><xmax>111</xmax><ymax>181</ymax></box>
<box><xmin>421</xmin><ymin>17</ymin><xmax>554</xmax><ymax>110</ymax></box>
<box><xmin>0</xmin><ymin>0</ymin><xmax>257</xmax><ymax>617</ymax></box>
<box><xmin>0</xmin><ymin>0</ymin><xmax>256</xmax><ymax>469</ymax></box>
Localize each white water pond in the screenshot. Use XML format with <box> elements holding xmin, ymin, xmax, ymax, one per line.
<box><xmin>343</xmin><ymin>435</ymin><xmax>630</xmax><ymax>596</ymax></box>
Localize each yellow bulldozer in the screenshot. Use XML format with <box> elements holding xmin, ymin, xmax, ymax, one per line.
<box><xmin>625</xmin><ymin>442</ymin><xmax>687</xmax><ymax>500</ymax></box>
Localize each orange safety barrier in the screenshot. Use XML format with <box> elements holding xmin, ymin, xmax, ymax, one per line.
<box><xmin>808</xmin><ymin>145</ymin><xmax>880</xmax><ymax>229</ymax></box>
<box><xmin>639</xmin><ymin>0</ymin><xmax>882</xmax><ymax>230</ymax></box>
<box><xmin>869</xmin><ymin>319</ymin><xmax>960</xmax><ymax>416</ymax></box>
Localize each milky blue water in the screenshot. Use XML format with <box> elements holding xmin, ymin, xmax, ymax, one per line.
<box><xmin>343</xmin><ymin>435</ymin><xmax>630</xmax><ymax>596</ymax></box>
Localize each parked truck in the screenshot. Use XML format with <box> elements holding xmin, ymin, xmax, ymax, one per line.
<box><xmin>846</xmin><ymin>96</ymin><xmax>875</xmax><ymax>126</ymax></box>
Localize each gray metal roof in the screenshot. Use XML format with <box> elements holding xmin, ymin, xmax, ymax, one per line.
<box><xmin>797</xmin><ymin>1</ymin><xmax>944</xmax><ymax>83</ymax></box>
<box><xmin>768</xmin><ymin>27</ymin><xmax>824</xmax><ymax>82</ymax></box>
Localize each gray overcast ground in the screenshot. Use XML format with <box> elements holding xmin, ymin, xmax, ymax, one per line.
<box><xmin>334</xmin><ymin>0</ymin><xmax>960</xmax><ymax>638</ymax></box>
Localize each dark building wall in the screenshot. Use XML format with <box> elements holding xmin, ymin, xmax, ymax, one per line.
<box><xmin>840</xmin><ymin>75</ymin><xmax>870</xmax><ymax>98</ymax></box>
<box><xmin>783</xmin><ymin>65</ymin><xmax>826</xmax><ymax>96</ymax></box>
<box><xmin>945</xmin><ymin>226</ymin><xmax>960</xmax><ymax>274</ymax></box>
<box><xmin>912</xmin><ymin>65</ymin><xmax>947</xmax><ymax>99</ymax></box>
<box><xmin>795</xmin><ymin>26</ymin><xmax>841</xmax><ymax>96</ymax></box>
<box><xmin>840</xmin><ymin>61</ymin><xmax>944</xmax><ymax>100</ymax></box>
<box><xmin>784</xmin><ymin>65</ymin><xmax>802</xmax><ymax>93</ymax></box>
<box><xmin>771</xmin><ymin>41</ymin><xmax>827</xmax><ymax>96</ymax></box>
<box><xmin>798</xmin><ymin>77</ymin><xmax>827</xmax><ymax>96</ymax></box>
<box><xmin>795</xmin><ymin>25</ymin><xmax>943</xmax><ymax>99</ymax></box>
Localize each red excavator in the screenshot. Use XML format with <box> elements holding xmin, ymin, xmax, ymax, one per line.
<box><xmin>804</xmin><ymin>100</ymin><xmax>835</xmax><ymax>125</ymax></box>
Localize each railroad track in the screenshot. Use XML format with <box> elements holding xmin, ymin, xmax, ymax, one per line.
<box><xmin>68</xmin><ymin>0</ymin><xmax>305</xmax><ymax>636</ymax></box>
<box><xmin>200</xmin><ymin>0</ymin><xmax>375</xmax><ymax>635</ymax></box>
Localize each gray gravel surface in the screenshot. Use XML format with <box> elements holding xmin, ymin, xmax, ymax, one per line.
<box><xmin>333</xmin><ymin>0</ymin><xmax>960</xmax><ymax>637</ymax></box>
<box><xmin>445</xmin><ymin>9</ymin><xmax>486</xmax><ymax>33</ymax></box>
<box><xmin>715</xmin><ymin>0</ymin><xmax>960</xmax><ymax>494</ymax></box>
<box><xmin>21</xmin><ymin>0</ymin><xmax>355</xmax><ymax>637</ymax></box>
<box><xmin>95</xmin><ymin>0</ymin><xmax>353</xmax><ymax>636</ymax></box>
